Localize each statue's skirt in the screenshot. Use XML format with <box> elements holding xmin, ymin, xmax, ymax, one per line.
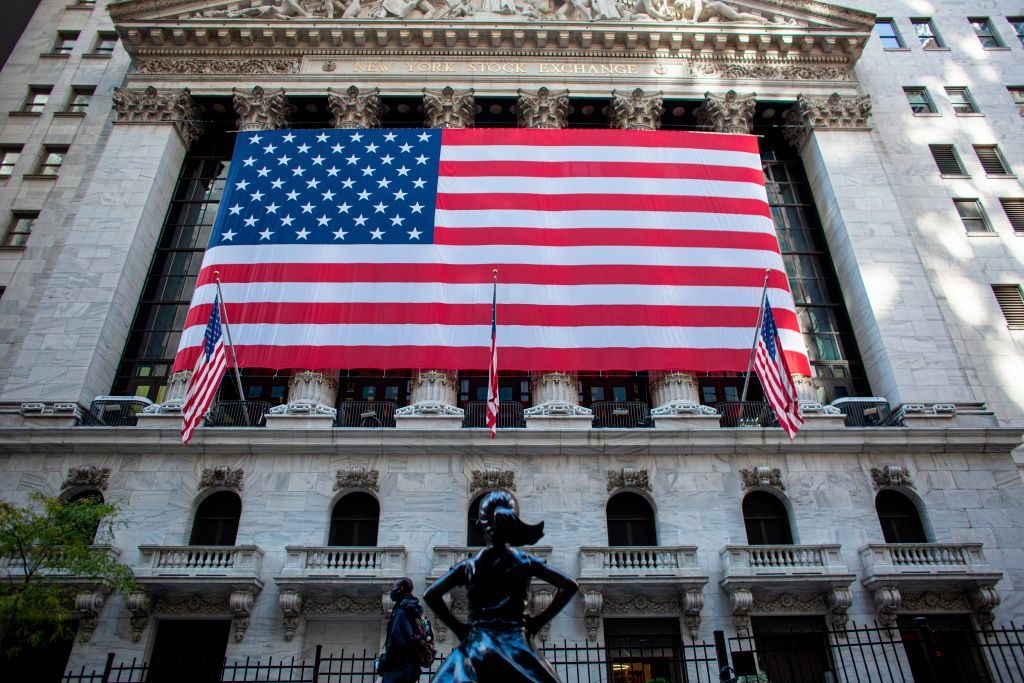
<box><xmin>434</xmin><ymin>621</ymin><xmax>561</xmax><ymax>683</ymax></box>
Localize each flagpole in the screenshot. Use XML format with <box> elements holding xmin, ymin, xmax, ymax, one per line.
<box><xmin>213</xmin><ymin>270</ymin><xmax>249</xmax><ymax>424</ymax></box>
<box><xmin>740</xmin><ymin>269</ymin><xmax>772</xmax><ymax>404</ymax></box>
<box><xmin>488</xmin><ymin>268</ymin><xmax>498</xmax><ymax>439</ymax></box>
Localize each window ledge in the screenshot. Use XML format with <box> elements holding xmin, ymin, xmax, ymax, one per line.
<box><xmin>913</xmin><ymin>112</ymin><xmax>942</xmax><ymax>117</ymax></box>
<box><xmin>53</xmin><ymin>111</ymin><xmax>86</xmax><ymax>118</ymax></box>
<box><xmin>966</xmin><ymin>231</ymin><xmax>998</xmax><ymax>236</ymax></box>
<box><xmin>65</xmin><ymin>4</ymin><xmax>95</xmax><ymax>9</ymax></box>
<box><xmin>8</xmin><ymin>111</ymin><xmax>42</xmax><ymax>118</ymax></box>
<box><xmin>923</xmin><ymin>47</ymin><xmax>951</xmax><ymax>51</ymax></box>
<box><xmin>956</xmin><ymin>112</ymin><xmax>986</xmax><ymax>117</ymax></box>
<box><xmin>82</xmin><ymin>53</ymin><xmax>112</xmax><ymax>60</ymax></box>
<box><xmin>0</xmin><ymin>245</ymin><xmax>27</xmax><ymax>252</ymax></box>
<box><xmin>883</xmin><ymin>47</ymin><xmax>912</xmax><ymax>52</ymax></box>
<box><xmin>940</xmin><ymin>174</ymin><xmax>971</xmax><ymax>179</ymax></box>
<box><xmin>39</xmin><ymin>52</ymin><xmax>71</xmax><ymax>59</ymax></box>
<box><xmin>985</xmin><ymin>174</ymin><xmax>1018</xmax><ymax>180</ymax></box>
<box><xmin>982</xmin><ymin>46</ymin><xmax>1011</xmax><ymax>51</ymax></box>
<box><xmin>22</xmin><ymin>174</ymin><xmax>57</xmax><ymax>181</ymax></box>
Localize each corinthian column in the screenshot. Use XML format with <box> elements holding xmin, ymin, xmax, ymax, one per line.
<box><xmin>422</xmin><ymin>86</ymin><xmax>475</xmax><ymax>128</ymax></box>
<box><xmin>694</xmin><ymin>90</ymin><xmax>757</xmax><ymax>135</ymax></box>
<box><xmin>233</xmin><ymin>86</ymin><xmax>291</xmax><ymax>131</ymax></box>
<box><xmin>327</xmin><ymin>86</ymin><xmax>381</xmax><ymax>129</ymax></box>
<box><xmin>609</xmin><ymin>88</ymin><xmax>663</xmax><ymax>130</ymax></box>
<box><xmin>517</xmin><ymin>88</ymin><xmax>569</xmax><ymax>129</ymax></box>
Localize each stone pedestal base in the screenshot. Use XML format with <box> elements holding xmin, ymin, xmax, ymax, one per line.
<box><xmin>395</xmin><ymin>414</ymin><xmax>463</xmax><ymax>430</ymax></box>
<box><xmin>265</xmin><ymin>414</ymin><xmax>335</xmax><ymax>430</ymax></box>
<box><xmin>136</xmin><ymin>413</ymin><xmax>185</xmax><ymax>429</ymax></box>
<box><xmin>800</xmin><ymin>413</ymin><xmax>848</xmax><ymax>430</ymax></box>
<box><xmin>525</xmin><ymin>414</ymin><xmax>593</xmax><ymax>430</ymax></box>
<box><xmin>653</xmin><ymin>415</ymin><xmax>721</xmax><ymax>430</ymax></box>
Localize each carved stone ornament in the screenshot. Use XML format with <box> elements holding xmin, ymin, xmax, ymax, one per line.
<box><xmin>582</xmin><ymin>590</ymin><xmax>603</xmax><ymax>641</ymax></box>
<box><xmin>279</xmin><ymin>590</ymin><xmax>303</xmax><ymax>641</ymax></box>
<box><xmin>233</xmin><ymin>86</ymin><xmax>291</xmax><ymax>131</ymax></box>
<box><xmin>610</xmin><ymin>88</ymin><xmax>663</xmax><ymax>131</ymax></box>
<box><xmin>135</xmin><ymin>58</ymin><xmax>300</xmax><ymax>75</ymax></box>
<box><xmin>62</xmin><ymin>466</ymin><xmax>111</xmax><ymax>492</ymax></box>
<box><xmin>783</xmin><ymin>92</ymin><xmax>872</xmax><ymax>147</ymax></box>
<box><xmin>517</xmin><ymin>88</ymin><xmax>569</xmax><ymax>129</ymax></box>
<box><xmin>751</xmin><ymin>592</ymin><xmax>828</xmax><ymax>614</ymax></box>
<box><xmin>606</xmin><ymin>467</ymin><xmax>652</xmax><ymax>492</ymax></box>
<box><xmin>695</xmin><ymin>90</ymin><xmax>756</xmax><ymax>134</ymax></box>
<box><xmin>303</xmin><ymin>594</ymin><xmax>382</xmax><ymax>616</ymax></box>
<box><xmin>328</xmin><ymin>86</ymin><xmax>382</xmax><ymax>129</ymax></box>
<box><xmin>970</xmin><ymin>585</ymin><xmax>1001</xmax><ymax>630</ymax></box>
<box><xmin>603</xmin><ymin>593</ymin><xmax>684</xmax><ymax>616</ymax></box>
<box><xmin>334</xmin><ymin>467</ymin><xmax>380</xmax><ymax>492</ymax></box>
<box><xmin>423</xmin><ymin>87</ymin><xmax>475</xmax><ymax>129</ymax></box>
<box><xmin>901</xmin><ymin>591</ymin><xmax>973</xmax><ymax>613</ymax></box>
<box><xmin>153</xmin><ymin>595</ymin><xmax>227</xmax><ymax>615</ymax></box>
<box><xmin>111</xmin><ymin>86</ymin><xmax>203</xmax><ymax>147</ymax></box>
<box><xmin>740</xmin><ymin>466</ymin><xmax>784</xmax><ymax>491</ymax></box>
<box><xmin>75</xmin><ymin>591</ymin><xmax>105</xmax><ymax>643</ymax></box>
<box><xmin>530</xmin><ymin>590</ymin><xmax>554</xmax><ymax>642</ymax></box>
<box><xmin>826</xmin><ymin>588</ymin><xmax>853</xmax><ymax>630</ymax></box>
<box><xmin>230</xmin><ymin>589</ymin><xmax>257</xmax><ymax>641</ymax></box>
<box><xmin>199</xmin><ymin>466</ymin><xmax>244</xmax><ymax>492</ymax></box>
<box><xmin>470</xmin><ymin>468</ymin><xmax>515</xmax><ymax>493</ymax></box>
<box><xmin>872</xmin><ymin>585</ymin><xmax>902</xmax><ymax>629</ymax></box>
<box><xmin>729</xmin><ymin>588</ymin><xmax>754</xmax><ymax>634</ymax></box>
<box><xmin>682</xmin><ymin>589</ymin><xmax>704</xmax><ymax>639</ymax></box>
<box><xmin>871</xmin><ymin>465</ymin><xmax>914</xmax><ymax>490</ymax></box>
<box><xmin>126</xmin><ymin>591</ymin><xmax>150</xmax><ymax>641</ymax></box>
<box><xmin>692</xmin><ymin>60</ymin><xmax>851</xmax><ymax>82</ymax></box>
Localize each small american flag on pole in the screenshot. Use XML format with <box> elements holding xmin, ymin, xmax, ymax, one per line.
<box><xmin>753</xmin><ymin>298</ymin><xmax>804</xmax><ymax>440</ymax></box>
<box><xmin>181</xmin><ymin>296</ymin><xmax>228</xmax><ymax>444</ymax></box>
<box><xmin>486</xmin><ymin>271</ymin><xmax>498</xmax><ymax>439</ymax></box>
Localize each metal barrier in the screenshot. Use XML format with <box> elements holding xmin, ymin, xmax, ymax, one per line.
<box><xmin>336</xmin><ymin>401</ymin><xmax>398</xmax><ymax>428</ymax></box>
<box><xmin>87</xmin><ymin>397</ymin><xmax>153</xmax><ymax>426</ymax></box>
<box><xmin>715</xmin><ymin>401</ymin><xmax>780</xmax><ymax>428</ymax></box>
<box><xmin>461</xmin><ymin>401</ymin><xmax>526</xmax><ymax>429</ymax></box>
<box><xmin>590</xmin><ymin>401</ymin><xmax>651</xmax><ymax>428</ymax></box>
<box><xmin>830</xmin><ymin>398</ymin><xmax>899</xmax><ymax>427</ymax></box>
<box><xmin>204</xmin><ymin>400</ymin><xmax>271</xmax><ymax>427</ymax></box>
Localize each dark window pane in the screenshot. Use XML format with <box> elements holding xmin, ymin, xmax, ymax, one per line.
<box><xmin>329</xmin><ymin>492</ymin><xmax>379</xmax><ymax>546</ymax></box>
<box><xmin>607</xmin><ymin>492</ymin><xmax>657</xmax><ymax>546</ymax></box>
<box><xmin>743</xmin><ymin>491</ymin><xmax>793</xmax><ymax>545</ymax></box>
<box><xmin>876</xmin><ymin>490</ymin><xmax>927</xmax><ymax>542</ymax></box>
<box><xmin>189</xmin><ymin>491</ymin><xmax>241</xmax><ymax>546</ymax></box>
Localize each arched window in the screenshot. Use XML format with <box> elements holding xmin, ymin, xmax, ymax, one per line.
<box><xmin>743</xmin><ymin>491</ymin><xmax>793</xmax><ymax>545</ymax></box>
<box><xmin>467</xmin><ymin>494</ymin><xmax>486</xmax><ymax>547</ymax></box>
<box><xmin>64</xmin><ymin>489</ymin><xmax>104</xmax><ymax>543</ymax></box>
<box><xmin>329</xmin><ymin>492</ymin><xmax>380</xmax><ymax>546</ymax></box>
<box><xmin>189</xmin><ymin>491</ymin><xmax>241</xmax><ymax>546</ymax></box>
<box><xmin>875</xmin><ymin>490</ymin><xmax>927</xmax><ymax>543</ymax></box>
<box><xmin>607</xmin><ymin>492</ymin><xmax>657</xmax><ymax>546</ymax></box>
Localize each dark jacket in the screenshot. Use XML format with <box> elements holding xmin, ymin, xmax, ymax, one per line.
<box><xmin>379</xmin><ymin>595</ymin><xmax>423</xmax><ymax>683</ymax></box>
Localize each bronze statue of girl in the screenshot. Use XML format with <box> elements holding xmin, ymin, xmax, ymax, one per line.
<box><xmin>424</xmin><ymin>491</ymin><xmax>578</xmax><ymax>682</ymax></box>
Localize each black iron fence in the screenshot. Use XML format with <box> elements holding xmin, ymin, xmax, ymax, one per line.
<box><xmin>86</xmin><ymin>398</ymin><xmax>152</xmax><ymax>426</ymax></box>
<box><xmin>831</xmin><ymin>399</ymin><xmax>901</xmax><ymax>427</ymax></box>
<box><xmin>715</xmin><ymin>401</ymin><xmax>780</xmax><ymax>428</ymax></box>
<box><xmin>60</xmin><ymin>621</ymin><xmax>1024</xmax><ymax>683</ymax></box>
<box><xmin>462</xmin><ymin>400</ymin><xmax>526</xmax><ymax>429</ymax></box>
<box><xmin>336</xmin><ymin>401</ymin><xmax>398</xmax><ymax>428</ymax></box>
<box><xmin>204</xmin><ymin>400</ymin><xmax>271</xmax><ymax>427</ymax></box>
<box><xmin>590</xmin><ymin>401</ymin><xmax>652</xmax><ymax>428</ymax></box>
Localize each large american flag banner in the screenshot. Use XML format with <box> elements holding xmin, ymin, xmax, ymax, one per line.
<box><xmin>173</xmin><ymin>128</ymin><xmax>810</xmax><ymax>375</ymax></box>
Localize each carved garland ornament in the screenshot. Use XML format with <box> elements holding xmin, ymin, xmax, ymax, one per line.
<box><xmin>871</xmin><ymin>465</ymin><xmax>914</xmax><ymax>490</ymax></box>
<box><xmin>334</xmin><ymin>467</ymin><xmax>380</xmax><ymax>491</ymax></box>
<box><xmin>470</xmin><ymin>468</ymin><xmax>515</xmax><ymax>493</ymax></box>
<box><xmin>199</xmin><ymin>466</ymin><xmax>244</xmax><ymax>492</ymax></box>
<box><xmin>740</xmin><ymin>466</ymin><xmax>784</xmax><ymax>491</ymax></box>
<box><xmin>691</xmin><ymin>60</ymin><xmax>850</xmax><ymax>82</ymax></box>
<box><xmin>135</xmin><ymin>58</ymin><xmax>300</xmax><ymax>75</ymax></box>
<box><xmin>111</xmin><ymin>86</ymin><xmax>204</xmax><ymax>147</ymax></box>
<box><xmin>62</xmin><ymin>466</ymin><xmax>111</xmax><ymax>492</ymax></box>
<box><xmin>606</xmin><ymin>467</ymin><xmax>651</xmax><ymax>492</ymax></box>
<box><xmin>303</xmin><ymin>594</ymin><xmax>382</xmax><ymax>615</ymax></box>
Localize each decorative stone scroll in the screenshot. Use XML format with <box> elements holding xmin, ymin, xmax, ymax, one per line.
<box><xmin>826</xmin><ymin>587</ymin><xmax>854</xmax><ymax>630</ymax></box>
<box><xmin>328</xmin><ymin>86</ymin><xmax>381</xmax><ymax>129</ymax></box>
<box><xmin>740</xmin><ymin>466</ymin><xmax>784</xmax><ymax>491</ymax></box>
<box><xmin>199</xmin><ymin>466</ymin><xmax>244</xmax><ymax>492</ymax></box>
<box><xmin>112</xmin><ymin>86</ymin><xmax>203</xmax><ymax>147</ymax></box>
<box><xmin>335</xmin><ymin>467</ymin><xmax>380</xmax><ymax>492</ymax></box>
<box><xmin>279</xmin><ymin>590</ymin><xmax>302</xmax><ymax>641</ymax></box>
<box><xmin>783</xmin><ymin>92</ymin><xmax>872</xmax><ymax>147</ymax></box>
<box><xmin>610</xmin><ymin>88</ymin><xmax>663</xmax><ymax>130</ymax></box>
<box><xmin>230</xmin><ymin>589</ymin><xmax>257</xmax><ymax>640</ymax></box>
<box><xmin>682</xmin><ymin>589</ymin><xmax>704</xmax><ymax>638</ymax></box>
<box><xmin>530</xmin><ymin>590</ymin><xmax>554</xmax><ymax>642</ymax></box>
<box><xmin>127</xmin><ymin>590</ymin><xmax>150</xmax><ymax>641</ymax></box>
<box><xmin>606</xmin><ymin>467</ymin><xmax>651</xmax><ymax>492</ymax></box>
<box><xmin>233</xmin><ymin>86</ymin><xmax>291</xmax><ymax>131</ymax></box>
<box><xmin>62</xmin><ymin>466</ymin><xmax>110</xmax><ymax>492</ymax></box>
<box><xmin>423</xmin><ymin>87</ymin><xmax>475</xmax><ymax>128</ymax></box>
<box><xmin>75</xmin><ymin>591</ymin><xmax>105</xmax><ymax>643</ymax></box>
<box><xmin>517</xmin><ymin>88</ymin><xmax>569</xmax><ymax>129</ymax></box>
<box><xmin>694</xmin><ymin>90</ymin><xmax>756</xmax><ymax>134</ymax></box>
<box><xmin>871</xmin><ymin>465</ymin><xmax>914</xmax><ymax>490</ymax></box>
<box><xmin>582</xmin><ymin>590</ymin><xmax>602</xmax><ymax>641</ymax></box>
<box><xmin>872</xmin><ymin>585</ymin><xmax>901</xmax><ymax>629</ymax></box>
<box><xmin>470</xmin><ymin>468</ymin><xmax>515</xmax><ymax>493</ymax></box>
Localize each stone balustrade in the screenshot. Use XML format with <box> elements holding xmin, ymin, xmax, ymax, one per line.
<box><xmin>136</xmin><ymin>545</ymin><xmax>263</xmax><ymax>576</ymax></box>
<box><xmin>721</xmin><ymin>544</ymin><xmax>848</xmax><ymax>578</ymax></box>
<box><xmin>430</xmin><ymin>545</ymin><xmax>552</xmax><ymax>578</ymax></box>
<box><xmin>860</xmin><ymin>543</ymin><xmax>992</xmax><ymax>577</ymax></box>
<box><xmin>579</xmin><ymin>545</ymin><xmax>699</xmax><ymax>578</ymax></box>
<box><xmin>280</xmin><ymin>546</ymin><xmax>406</xmax><ymax>577</ymax></box>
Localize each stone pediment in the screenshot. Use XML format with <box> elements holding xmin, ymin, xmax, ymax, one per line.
<box><xmin>110</xmin><ymin>0</ymin><xmax>873</xmax><ymax>30</ymax></box>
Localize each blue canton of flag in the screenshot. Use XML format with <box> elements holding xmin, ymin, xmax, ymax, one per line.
<box><xmin>216</xmin><ymin>129</ymin><xmax>442</xmax><ymax>247</ymax></box>
<box><xmin>753</xmin><ymin>298</ymin><xmax>803</xmax><ymax>440</ymax></box>
<box><xmin>203</xmin><ymin>298</ymin><xmax>223</xmax><ymax>358</ymax></box>
<box><xmin>760</xmin><ymin>303</ymin><xmax>779</xmax><ymax>359</ymax></box>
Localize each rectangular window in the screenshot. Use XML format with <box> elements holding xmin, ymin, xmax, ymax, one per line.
<box><xmin>904</xmin><ymin>87</ymin><xmax>936</xmax><ymax>114</ymax></box>
<box><xmin>1010</xmin><ymin>87</ymin><xmax>1024</xmax><ymax>115</ymax></box>
<box><xmin>991</xmin><ymin>285</ymin><xmax>1024</xmax><ymax>329</ymax></box>
<box><xmin>3</xmin><ymin>212</ymin><xmax>37</xmax><ymax>248</ymax></box>
<box><xmin>35</xmin><ymin>146</ymin><xmax>68</xmax><ymax>176</ymax></box>
<box><xmin>945</xmin><ymin>87</ymin><xmax>979</xmax><ymax>114</ymax></box>
<box><xmin>929</xmin><ymin>144</ymin><xmax>967</xmax><ymax>176</ymax></box>
<box><xmin>911</xmin><ymin>18</ymin><xmax>944</xmax><ymax>48</ymax></box>
<box><xmin>974</xmin><ymin>145</ymin><xmax>1012</xmax><ymax>176</ymax></box>
<box><xmin>1009</xmin><ymin>17</ymin><xmax>1024</xmax><ymax>46</ymax></box>
<box><xmin>51</xmin><ymin>31</ymin><xmax>79</xmax><ymax>55</ymax></box>
<box><xmin>875</xmin><ymin>19</ymin><xmax>904</xmax><ymax>48</ymax></box>
<box><xmin>21</xmin><ymin>86</ymin><xmax>51</xmax><ymax>114</ymax></box>
<box><xmin>1000</xmin><ymin>198</ymin><xmax>1024</xmax><ymax>234</ymax></box>
<box><xmin>91</xmin><ymin>32</ymin><xmax>118</xmax><ymax>55</ymax></box>
<box><xmin>64</xmin><ymin>86</ymin><xmax>94</xmax><ymax>114</ymax></box>
<box><xmin>0</xmin><ymin>146</ymin><xmax>21</xmax><ymax>178</ymax></box>
<box><xmin>969</xmin><ymin>17</ymin><xmax>1003</xmax><ymax>48</ymax></box>
<box><xmin>954</xmin><ymin>199</ymin><xmax>991</xmax><ymax>233</ymax></box>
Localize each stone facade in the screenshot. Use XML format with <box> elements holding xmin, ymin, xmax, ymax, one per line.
<box><xmin>0</xmin><ymin>0</ymin><xmax>1023</xmax><ymax>677</ymax></box>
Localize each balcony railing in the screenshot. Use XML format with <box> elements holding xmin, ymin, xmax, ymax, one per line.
<box><xmin>462</xmin><ymin>401</ymin><xmax>526</xmax><ymax>429</ymax></box>
<box><xmin>721</xmin><ymin>544</ymin><xmax>850</xmax><ymax>578</ymax></box>
<box><xmin>136</xmin><ymin>545</ymin><xmax>263</xmax><ymax>577</ymax></box>
<box><xmin>0</xmin><ymin>544</ymin><xmax>120</xmax><ymax>574</ymax></box>
<box><xmin>831</xmin><ymin>398</ymin><xmax>900</xmax><ymax>427</ymax></box>
<box><xmin>88</xmin><ymin>396</ymin><xmax>153</xmax><ymax>426</ymax></box>
<box><xmin>280</xmin><ymin>546</ymin><xmax>406</xmax><ymax>578</ymax></box>
<box><xmin>716</xmin><ymin>401</ymin><xmax>779</xmax><ymax>428</ymax></box>
<box><xmin>859</xmin><ymin>543</ymin><xmax>994</xmax><ymax>577</ymax></box>
<box><xmin>336</xmin><ymin>401</ymin><xmax>398</xmax><ymax>428</ymax></box>
<box><xmin>431</xmin><ymin>545</ymin><xmax>552</xmax><ymax>578</ymax></box>
<box><xmin>205</xmin><ymin>400</ymin><xmax>271</xmax><ymax>427</ymax></box>
<box><xmin>579</xmin><ymin>546</ymin><xmax>699</xmax><ymax>578</ymax></box>
<box><xmin>590</xmin><ymin>401</ymin><xmax>651</xmax><ymax>428</ymax></box>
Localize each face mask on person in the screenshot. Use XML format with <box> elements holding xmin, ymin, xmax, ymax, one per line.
<box><xmin>389</xmin><ymin>587</ymin><xmax>403</xmax><ymax>602</ymax></box>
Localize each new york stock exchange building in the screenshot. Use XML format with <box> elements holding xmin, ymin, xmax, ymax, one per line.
<box><xmin>2</xmin><ymin>0</ymin><xmax>1024</xmax><ymax>680</ymax></box>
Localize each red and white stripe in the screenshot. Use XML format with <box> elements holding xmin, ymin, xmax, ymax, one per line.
<box><xmin>753</xmin><ymin>335</ymin><xmax>803</xmax><ymax>440</ymax></box>
<box><xmin>174</xmin><ymin>129</ymin><xmax>809</xmax><ymax>375</ymax></box>
<box><xmin>181</xmin><ymin>337</ymin><xmax>228</xmax><ymax>444</ymax></box>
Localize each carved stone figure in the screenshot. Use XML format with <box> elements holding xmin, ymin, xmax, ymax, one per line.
<box><xmin>374</xmin><ymin>0</ymin><xmax>438</xmax><ymax>18</ymax></box>
<box><xmin>197</xmin><ymin>0</ymin><xmax>312</xmax><ymax>19</ymax></box>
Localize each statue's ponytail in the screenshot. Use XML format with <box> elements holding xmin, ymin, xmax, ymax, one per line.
<box><xmin>479</xmin><ymin>491</ymin><xmax>545</xmax><ymax>547</ymax></box>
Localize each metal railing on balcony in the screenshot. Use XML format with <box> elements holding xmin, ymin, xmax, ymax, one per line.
<box><xmin>87</xmin><ymin>396</ymin><xmax>153</xmax><ymax>426</ymax></box>
<box><xmin>590</xmin><ymin>401</ymin><xmax>651</xmax><ymax>428</ymax></box>
<box><xmin>461</xmin><ymin>401</ymin><xmax>526</xmax><ymax>429</ymax></box>
<box><xmin>336</xmin><ymin>401</ymin><xmax>398</xmax><ymax>428</ymax></box>
<box><xmin>715</xmin><ymin>401</ymin><xmax>780</xmax><ymax>428</ymax></box>
<box><xmin>205</xmin><ymin>400</ymin><xmax>271</xmax><ymax>427</ymax></box>
<box><xmin>831</xmin><ymin>397</ymin><xmax>900</xmax><ymax>427</ymax></box>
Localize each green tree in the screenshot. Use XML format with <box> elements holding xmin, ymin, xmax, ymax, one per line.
<box><xmin>0</xmin><ymin>493</ymin><xmax>134</xmax><ymax>656</ymax></box>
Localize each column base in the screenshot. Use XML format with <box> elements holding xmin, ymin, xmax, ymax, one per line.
<box><xmin>395</xmin><ymin>402</ymin><xmax>464</xmax><ymax>430</ymax></box>
<box><xmin>800</xmin><ymin>413</ymin><xmax>848</xmax><ymax>430</ymax></box>
<box><xmin>526</xmin><ymin>414</ymin><xmax>593</xmax><ymax>430</ymax></box>
<box><xmin>135</xmin><ymin>413</ymin><xmax>185</xmax><ymax>429</ymax></box>
<box><xmin>265</xmin><ymin>414</ymin><xmax>336</xmax><ymax>430</ymax></box>
<box><xmin>653</xmin><ymin>415</ymin><xmax>721</xmax><ymax>430</ymax></box>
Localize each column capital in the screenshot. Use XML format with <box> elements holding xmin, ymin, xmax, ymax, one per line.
<box><xmin>783</xmin><ymin>92</ymin><xmax>872</xmax><ymax>148</ymax></box>
<box><xmin>609</xmin><ymin>88</ymin><xmax>663</xmax><ymax>130</ymax></box>
<box><xmin>327</xmin><ymin>85</ymin><xmax>381</xmax><ymax>129</ymax></box>
<box><xmin>232</xmin><ymin>86</ymin><xmax>291</xmax><ymax>131</ymax></box>
<box><xmin>111</xmin><ymin>86</ymin><xmax>204</xmax><ymax>148</ymax></box>
<box><xmin>694</xmin><ymin>90</ymin><xmax>756</xmax><ymax>134</ymax></box>
<box><xmin>423</xmin><ymin>86</ymin><xmax>475</xmax><ymax>128</ymax></box>
<box><xmin>517</xmin><ymin>87</ymin><xmax>569</xmax><ymax>129</ymax></box>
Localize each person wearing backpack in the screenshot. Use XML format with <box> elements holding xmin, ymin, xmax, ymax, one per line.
<box><xmin>377</xmin><ymin>577</ymin><xmax>433</xmax><ymax>683</ymax></box>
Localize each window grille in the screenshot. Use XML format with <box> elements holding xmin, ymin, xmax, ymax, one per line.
<box><xmin>992</xmin><ymin>285</ymin><xmax>1024</xmax><ymax>329</ymax></box>
<box><xmin>974</xmin><ymin>145</ymin><xmax>1011</xmax><ymax>175</ymax></box>
<box><xmin>999</xmin><ymin>199</ymin><xmax>1024</xmax><ymax>234</ymax></box>
<box><xmin>929</xmin><ymin>144</ymin><xmax>966</xmax><ymax>176</ymax></box>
